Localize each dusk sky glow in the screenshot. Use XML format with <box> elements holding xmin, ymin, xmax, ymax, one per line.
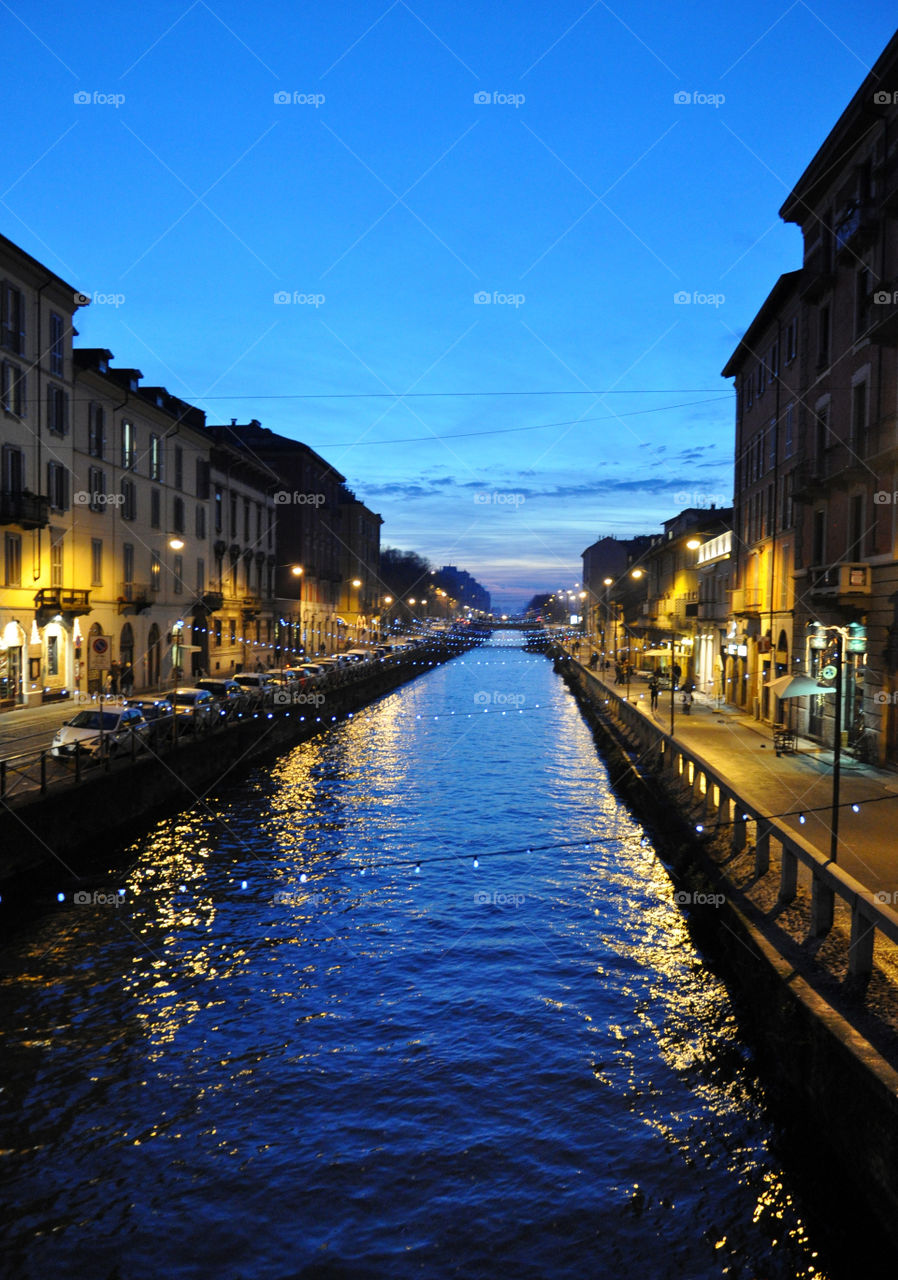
<box><xmin>6</xmin><ymin>0</ymin><xmax>897</xmax><ymax>608</ymax></box>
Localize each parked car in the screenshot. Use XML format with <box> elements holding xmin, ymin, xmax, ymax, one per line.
<box><xmin>168</xmin><ymin>687</ymin><xmax>220</xmax><ymax>732</ymax></box>
<box><xmin>194</xmin><ymin>678</ymin><xmax>250</xmax><ymax>716</ymax></box>
<box><xmin>123</xmin><ymin>697</ymin><xmax>175</xmax><ymax>745</ymax></box>
<box><xmin>233</xmin><ymin>672</ymin><xmax>277</xmax><ymax>706</ymax></box>
<box><xmin>51</xmin><ymin>706</ymin><xmax>150</xmax><ymax>759</ymax></box>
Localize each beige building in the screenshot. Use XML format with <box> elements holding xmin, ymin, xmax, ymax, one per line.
<box><xmin>0</xmin><ymin>234</ymin><xmax>85</xmax><ymax>706</ymax></box>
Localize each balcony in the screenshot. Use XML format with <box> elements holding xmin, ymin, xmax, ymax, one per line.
<box><xmin>242</xmin><ymin>594</ymin><xmax>262</xmax><ymax>620</ymax></box>
<box><xmin>807</xmin><ymin>563</ymin><xmax>871</xmax><ymax>597</ymax></box>
<box><xmin>34</xmin><ymin>588</ymin><xmax>91</xmax><ymax>616</ymax></box>
<box><xmin>199</xmin><ymin>590</ymin><xmax>224</xmax><ymax>613</ymax></box>
<box><xmin>730</xmin><ymin>588</ymin><xmax>762</xmax><ymax>614</ymax></box>
<box><xmin>117</xmin><ymin>582</ymin><xmax>151</xmax><ymax>614</ymax></box>
<box><xmin>834</xmin><ymin>203</ymin><xmax>877</xmax><ymax>258</ymax></box>
<box><xmin>0</xmin><ymin>491</ymin><xmax>50</xmax><ymax>529</ymax></box>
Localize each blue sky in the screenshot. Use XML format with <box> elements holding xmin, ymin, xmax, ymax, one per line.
<box><xmin>4</xmin><ymin>1</ymin><xmax>896</xmax><ymax>609</ymax></box>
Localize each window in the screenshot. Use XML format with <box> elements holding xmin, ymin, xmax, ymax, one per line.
<box><xmin>856</xmin><ymin>267</ymin><xmax>872</xmax><ymax>336</ymax></box>
<box><xmin>121</xmin><ymin>420</ymin><xmax>135</xmax><ymax>469</ymax></box>
<box><xmin>229</xmin><ymin>619</ymin><xmax>236</xmax><ymax>645</ymax></box>
<box><xmin>123</xmin><ymin>542</ymin><xmax>134</xmax><ymax>586</ymax></box>
<box><xmin>745</xmin><ymin>373</ymin><xmax>753</xmax><ymax>409</ymax></box>
<box><xmin>1</xmin><ymin>284</ymin><xmax>25</xmax><ymax>354</ymax></box>
<box><xmin>768</xmin><ymin>419</ymin><xmax>776</xmax><ymax>470</ymax></box>
<box><xmin>267</xmin><ymin>512</ymin><xmax>273</xmax><ymax>549</ymax></box>
<box><xmin>174</xmin><ymin>445</ymin><xmax>183</xmax><ymax>490</ymax></box>
<box><xmin>47</xmin><ymin>385</ymin><xmax>68</xmax><ymax>434</ymax></box>
<box><xmin>1</xmin><ymin>361</ymin><xmax>26</xmax><ymax>416</ymax></box>
<box><xmin>214</xmin><ymin>485</ymin><xmax>223</xmax><ymax>533</ymax></box>
<box><xmin>88</xmin><ymin>403</ymin><xmax>105</xmax><ymax>457</ymax></box>
<box><xmin>784</xmin><ymin>405</ymin><xmax>794</xmax><ymax>458</ymax></box>
<box><xmin>214</xmin><ymin>618</ymin><xmax>222</xmax><ymax>647</ymax></box>
<box><xmin>195</xmin><ymin>504</ymin><xmax>206</xmax><ymax>539</ymax></box>
<box><xmin>47</xmin><ymin>635</ymin><xmax>58</xmax><ymax>677</ymax></box>
<box><xmin>49</xmin><ymin>312</ymin><xmax>64</xmax><ymax>376</ymax></box>
<box><xmin>785</xmin><ymin>318</ymin><xmax>797</xmax><ymax>364</ymax></box>
<box><xmin>173</xmin><ymin>554</ymin><xmax>184</xmax><ymax>594</ymax></box>
<box><xmin>88</xmin><ymin>466</ymin><xmax>106</xmax><ymax>511</ymax></box>
<box><xmin>4</xmin><ymin>532</ymin><xmax>21</xmax><ymax>586</ymax></box>
<box><xmin>758</xmin><ymin>360</ymin><xmax>766</xmax><ymax>397</ymax></box>
<box><xmin>149</xmin><ymin>433</ymin><xmax>162</xmax><ymax>481</ymax></box>
<box><xmin>813</xmin><ymin>510</ymin><xmax>826</xmax><ymax>565</ymax></box>
<box><xmin>815</xmin><ymin>401</ymin><xmax>829</xmax><ymax>465</ymax></box>
<box><xmin>769</xmin><ymin>341</ymin><xmax>779</xmax><ymax>378</ymax></box>
<box><xmin>150</xmin><ymin>551</ymin><xmax>161</xmax><ymax>591</ymax></box>
<box><xmin>196</xmin><ymin>458</ymin><xmax>210</xmax><ymax>499</ymax></box>
<box><xmin>849</xmin><ymin>494</ymin><xmax>864</xmax><ymax>559</ymax></box>
<box><xmin>1</xmin><ymin>443</ymin><xmax>24</xmax><ymax>492</ymax></box>
<box><xmin>151</xmin><ymin>488</ymin><xmax>161</xmax><ymax>528</ymax></box>
<box><xmin>50</xmin><ymin>527</ymin><xmax>64</xmax><ymax>587</ymax></box>
<box><xmin>851</xmin><ymin>379</ymin><xmax>868</xmax><ymax>454</ymax></box>
<box><xmin>781</xmin><ymin>472</ymin><xmax>794</xmax><ymax>530</ymax></box>
<box><xmin>230</xmin><ymin>492</ymin><xmax>237</xmax><ymax>536</ymax></box>
<box><xmin>172</xmin><ymin>496</ymin><xmax>185</xmax><ymax>533</ymax></box>
<box><xmin>47</xmin><ymin>462</ymin><xmax>68</xmax><ymax>511</ymax></box>
<box><xmin>121</xmin><ymin>478</ymin><xmax>136</xmax><ymax>521</ymax></box>
<box><xmin>256</xmin><ymin>502</ymin><xmax>262</xmax><ymax>541</ymax></box>
<box><xmin>91</xmin><ymin>538</ymin><xmax>103</xmax><ymax>586</ymax></box>
<box><xmin>196</xmin><ymin>557</ymin><xmax>205</xmax><ymax>594</ymax></box>
<box><xmin>243</xmin><ymin>498</ymin><xmax>250</xmax><ymax>541</ymax></box>
<box><xmin>818</xmin><ymin>306</ymin><xmax>830</xmax><ymax>366</ymax></box>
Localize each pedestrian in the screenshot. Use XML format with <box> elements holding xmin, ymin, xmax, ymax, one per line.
<box><xmin>614</xmin><ymin>662</ymin><xmax>622</xmax><ymax>685</ymax></box>
<box><xmin>649</xmin><ymin>675</ymin><xmax>659</xmax><ymax>711</ymax></box>
<box><xmin>681</xmin><ymin>689</ymin><xmax>693</xmax><ymax>715</ymax></box>
<box><xmin>120</xmin><ymin>664</ymin><xmax>134</xmax><ymax>697</ymax></box>
<box><xmin>672</xmin><ymin>662</ymin><xmax>681</xmax><ymax>689</ymax></box>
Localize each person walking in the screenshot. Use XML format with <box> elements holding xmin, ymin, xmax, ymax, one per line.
<box><xmin>120</xmin><ymin>664</ymin><xmax>134</xmax><ymax>697</ymax></box>
<box><xmin>649</xmin><ymin>674</ymin><xmax>660</xmax><ymax>711</ymax></box>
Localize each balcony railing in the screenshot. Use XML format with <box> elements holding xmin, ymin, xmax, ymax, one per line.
<box><xmin>730</xmin><ymin>588</ymin><xmax>762</xmax><ymax>613</ymax></box>
<box><xmin>0</xmin><ymin>491</ymin><xmax>50</xmax><ymax>529</ymax></box>
<box><xmin>34</xmin><ymin>588</ymin><xmax>91</xmax><ymax>615</ymax></box>
<box><xmin>117</xmin><ymin>582</ymin><xmax>151</xmax><ymax>613</ymax></box>
<box><xmin>807</xmin><ymin>563</ymin><xmax>871</xmax><ymax>596</ymax></box>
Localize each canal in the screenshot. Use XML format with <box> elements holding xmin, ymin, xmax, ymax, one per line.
<box><xmin>0</xmin><ymin>635</ymin><xmax>864</xmax><ymax>1277</ymax></box>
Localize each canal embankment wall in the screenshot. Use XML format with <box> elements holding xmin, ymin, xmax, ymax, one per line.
<box><xmin>552</xmin><ymin>648</ymin><xmax>898</xmax><ymax>1240</ymax></box>
<box><xmin>0</xmin><ymin>641</ymin><xmax>478</xmax><ymax>888</ymax></box>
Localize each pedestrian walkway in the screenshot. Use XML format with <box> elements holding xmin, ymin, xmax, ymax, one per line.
<box><xmin>566</xmin><ymin>653</ymin><xmax>898</xmax><ymax>896</ymax></box>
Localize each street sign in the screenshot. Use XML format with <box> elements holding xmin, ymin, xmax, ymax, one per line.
<box><xmin>88</xmin><ymin>635</ymin><xmax>109</xmax><ymax>673</ymax></box>
<box><xmin>821</xmin><ymin>664</ymin><xmax>838</xmax><ymax>681</ymax></box>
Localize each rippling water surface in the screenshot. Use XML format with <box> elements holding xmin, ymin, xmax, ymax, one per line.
<box><xmin>0</xmin><ymin>638</ymin><xmax>844</xmax><ymax>1277</ymax></box>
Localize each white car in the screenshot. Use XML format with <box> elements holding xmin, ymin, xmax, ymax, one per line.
<box><xmin>51</xmin><ymin>706</ymin><xmax>149</xmax><ymax>758</ymax></box>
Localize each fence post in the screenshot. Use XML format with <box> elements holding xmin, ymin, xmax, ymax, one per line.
<box><xmin>755</xmin><ymin>823</ymin><xmax>770</xmax><ymax>876</ymax></box>
<box><xmin>780</xmin><ymin>842</ymin><xmax>798</xmax><ymax>902</ymax></box>
<box><xmin>732</xmin><ymin>807</ymin><xmax>747</xmax><ymax>853</ymax></box>
<box><xmin>810</xmin><ymin>875</ymin><xmax>835</xmax><ymax>936</ymax></box>
<box><xmin>848</xmin><ymin>902</ymin><xmax>876</xmax><ymax>978</ymax></box>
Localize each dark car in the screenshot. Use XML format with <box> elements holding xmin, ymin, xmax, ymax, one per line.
<box><xmin>194</xmin><ymin>678</ymin><xmax>251</xmax><ymax>717</ymax></box>
<box><xmin>124</xmin><ymin>697</ymin><xmax>175</xmax><ymax>745</ymax></box>
<box><xmin>168</xmin><ymin>687</ymin><xmax>220</xmax><ymax>732</ymax></box>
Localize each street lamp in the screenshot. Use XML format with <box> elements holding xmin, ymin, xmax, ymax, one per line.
<box><xmin>808</xmin><ymin>621</ymin><xmax>859</xmax><ymax>863</ymax></box>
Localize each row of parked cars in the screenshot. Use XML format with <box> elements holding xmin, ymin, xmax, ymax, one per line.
<box><xmin>48</xmin><ymin>643</ymin><xmax>426</xmax><ymax>761</ymax></box>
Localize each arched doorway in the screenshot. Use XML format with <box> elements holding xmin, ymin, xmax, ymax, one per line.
<box><xmin>146</xmin><ymin>623</ymin><xmax>161</xmax><ymax>688</ymax></box>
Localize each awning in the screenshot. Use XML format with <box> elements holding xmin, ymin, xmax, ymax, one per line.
<box><xmin>765</xmin><ymin>673</ymin><xmax>833</xmax><ymax>699</ymax></box>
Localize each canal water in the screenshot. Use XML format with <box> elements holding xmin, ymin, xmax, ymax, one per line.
<box><xmin>0</xmin><ymin>636</ymin><xmax>860</xmax><ymax>1278</ymax></box>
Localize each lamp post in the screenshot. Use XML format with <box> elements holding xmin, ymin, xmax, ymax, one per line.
<box><xmin>670</xmin><ymin>639</ymin><xmax>676</xmax><ymax>737</ymax></box>
<box><xmin>808</xmin><ymin>621</ymin><xmax>863</xmax><ymax>864</ymax></box>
